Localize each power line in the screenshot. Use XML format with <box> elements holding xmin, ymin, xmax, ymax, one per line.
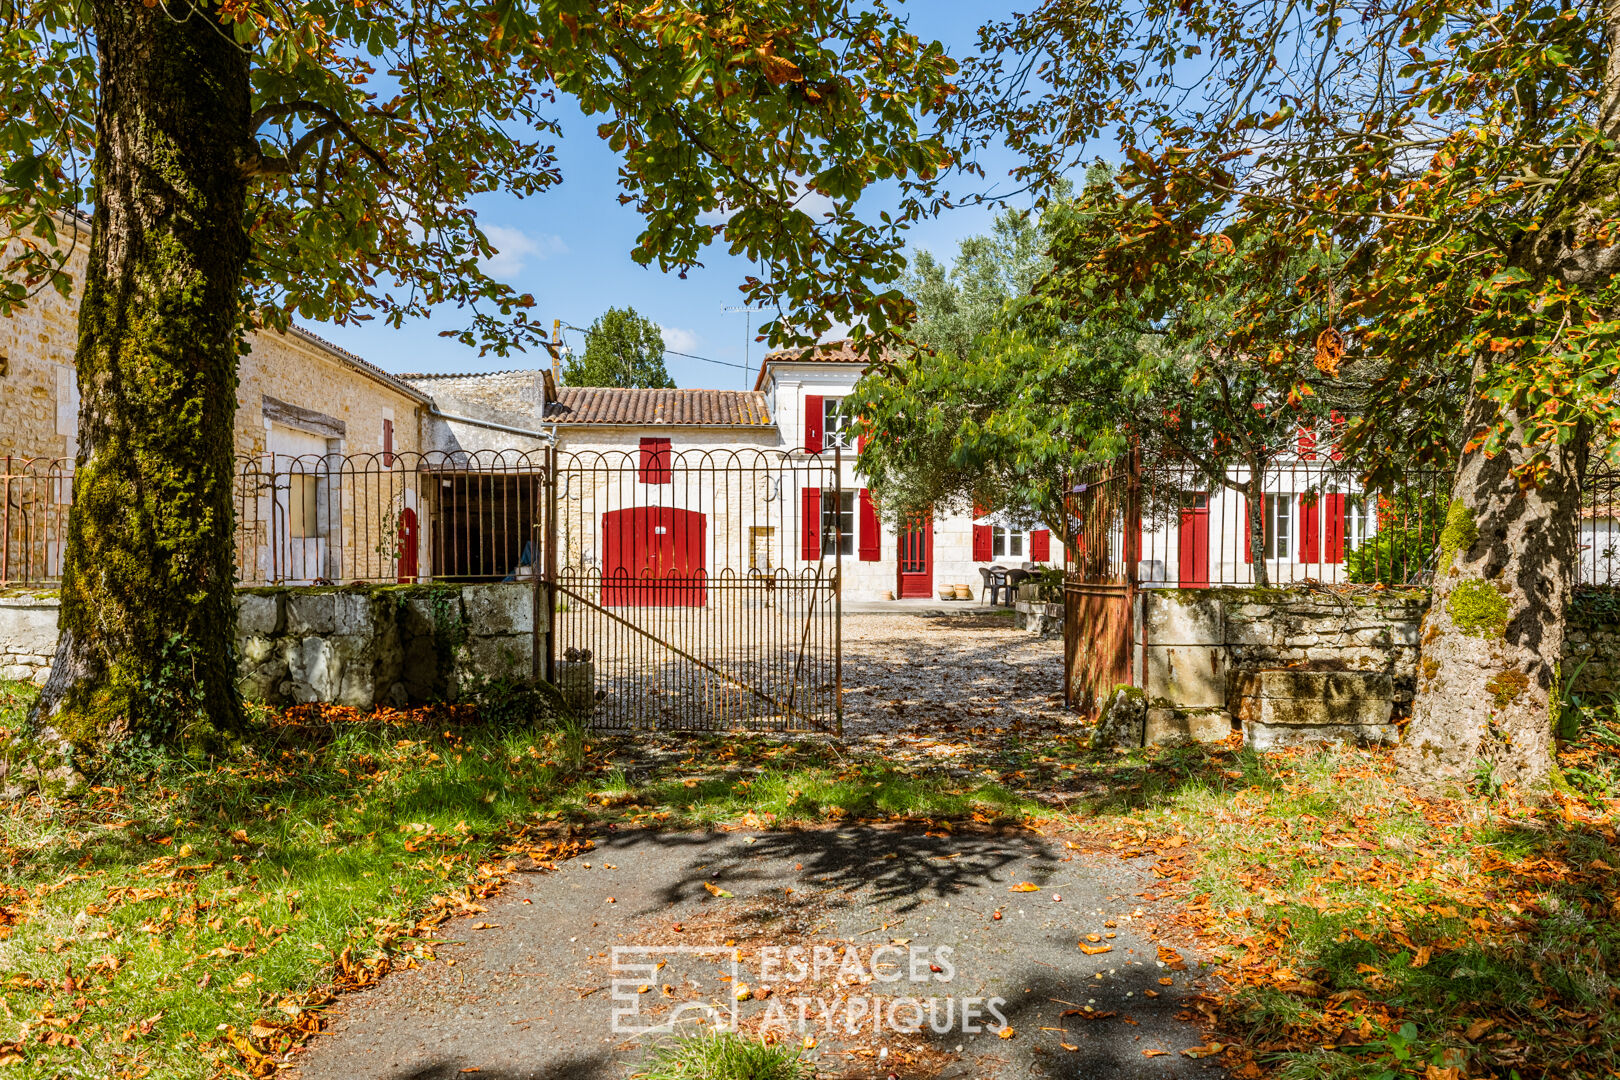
<box><xmin>558</xmin><ymin>322</ymin><xmax>759</xmax><ymax>373</ymax></box>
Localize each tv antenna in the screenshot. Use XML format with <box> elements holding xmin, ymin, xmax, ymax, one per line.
<box><xmin>722</xmin><ymin>304</ymin><xmax>769</xmax><ymax>389</ymax></box>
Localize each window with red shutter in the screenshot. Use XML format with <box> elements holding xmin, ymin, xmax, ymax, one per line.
<box><xmin>1323</xmin><ymin>493</ymin><xmax>1347</xmax><ymax>563</ymax></box>
<box><xmin>638</xmin><ymin>437</ymin><xmax>672</xmax><ymax>484</ymax></box>
<box><xmin>801</xmin><ymin>487</ymin><xmax>821</xmax><ymax>560</ymax></box>
<box><xmin>1299</xmin><ymin>494</ymin><xmax>1320</xmax><ymax>563</ymax></box>
<box><xmin>972</xmin><ymin>522</ymin><xmax>992</xmax><ymax>561</ymax></box>
<box><xmin>1297</xmin><ymin>426</ymin><xmax>1317</xmax><ymax>460</ymax></box>
<box><xmin>804</xmin><ymin>395</ymin><xmax>824</xmax><ymax>453</ymax></box>
<box><xmin>858</xmin><ymin>489</ymin><xmax>880</xmax><ymax>562</ymax></box>
<box><xmin>1030</xmin><ymin>529</ymin><xmax>1051</xmax><ymax>562</ymax></box>
<box><xmin>382</xmin><ymin>418</ymin><xmax>394</xmax><ymax>467</ymax></box>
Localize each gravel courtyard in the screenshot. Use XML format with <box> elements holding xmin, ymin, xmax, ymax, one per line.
<box><xmin>838</xmin><ymin>610</ymin><xmax>1072</xmax><ymax>738</ymax></box>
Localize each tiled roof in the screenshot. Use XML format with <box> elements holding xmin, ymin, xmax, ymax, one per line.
<box><xmin>547</xmin><ymin>387</ymin><xmax>772</xmax><ymax>427</ymax></box>
<box><xmin>286</xmin><ymin>325</ymin><xmax>433</xmax><ymax>404</ymax></box>
<box><xmin>754</xmin><ymin>339</ymin><xmax>872</xmax><ymax>390</ymax></box>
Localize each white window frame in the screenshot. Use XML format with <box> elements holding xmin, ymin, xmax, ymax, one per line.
<box><xmin>1345</xmin><ymin>495</ymin><xmax>1376</xmax><ymax>551</ymax></box>
<box><xmin>823</xmin><ymin>396</ymin><xmax>854</xmax><ymax>449</ymax></box>
<box><xmin>992</xmin><ymin>525</ymin><xmax>1027</xmax><ymax>560</ymax></box>
<box><xmin>822</xmin><ymin>490</ymin><xmax>855</xmax><ymax>556</ymax></box>
<box><xmin>1263</xmin><ymin>493</ymin><xmax>1291</xmax><ymax>561</ymax></box>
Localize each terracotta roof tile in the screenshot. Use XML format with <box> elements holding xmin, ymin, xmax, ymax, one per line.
<box><xmin>753</xmin><ymin>339</ymin><xmax>873</xmax><ymax>390</ymax></box>
<box><xmin>547</xmin><ymin>387</ymin><xmax>771</xmax><ymax>427</ymax></box>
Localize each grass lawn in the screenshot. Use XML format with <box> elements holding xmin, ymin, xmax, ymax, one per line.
<box><xmin>2</xmin><ymin>676</ymin><xmax>1618</xmax><ymax>1079</ymax></box>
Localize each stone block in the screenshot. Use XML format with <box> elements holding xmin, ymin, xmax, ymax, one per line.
<box><xmin>236</xmin><ymin>592</ymin><xmax>283</xmax><ymax>635</ymax></box>
<box><xmin>0</xmin><ymin>599</ymin><xmax>60</xmax><ymax>656</ymax></box>
<box><xmin>1253</xmin><ymin>668</ymin><xmax>1394</xmax><ymax>701</ymax></box>
<box><xmin>1145</xmin><ymin>645</ymin><xmax>1226</xmax><ymax>708</ymax></box>
<box><xmin>556</xmin><ymin>659</ymin><xmax>595</xmax><ymax>715</ymax></box>
<box><xmin>461</xmin><ymin>634</ymin><xmax>533</xmax><ymax>686</ymax></box>
<box><xmin>1252</xmin><ymin>695</ymin><xmax>1393</xmax><ymax>727</ymax></box>
<box><xmin>333</xmin><ymin>592</ymin><xmax>377</xmax><ymax>636</ymax></box>
<box><xmin>1144</xmin><ymin>592</ymin><xmax>1223</xmax><ymax>646</ymax></box>
<box><xmin>1224</xmin><ymin>616</ymin><xmax>1279</xmax><ymax>647</ymax></box>
<box><xmin>1245</xmin><ymin>721</ymin><xmax>1399</xmax><ymax>752</ymax></box>
<box><xmin>285</xmin><ymin>591</ymin><xmax>338</xmax><ymax>635</ymax></box>
<box><xmin>1145</xmin><ymin>707</ymin><xmax>1233</xmax><ymax>746</ymax></box>
<box><xmin>462</xmin><ymin>584</ymin><xmax>535</xmax><ymax>636</ymax></box>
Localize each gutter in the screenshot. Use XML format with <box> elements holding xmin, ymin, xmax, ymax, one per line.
<box><xmin>428</xmin><ymin>408</ymin><xmax>556</xmax><ymax>441</ymax></box>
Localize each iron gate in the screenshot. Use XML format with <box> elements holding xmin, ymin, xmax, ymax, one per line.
<box><xmin>1063</xmin><ymin>456</ymin><xmax>1140</xmax><ymax>715</ymax></box>
<box><xmin>543</xmin><ymin>446</ymin><xmax>843</xmax><ymax>733</ymax></box>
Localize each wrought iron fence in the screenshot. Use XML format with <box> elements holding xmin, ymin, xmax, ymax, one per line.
<box><xmin>1586</xmin><ymin>459</ymin><xmax>1620</xmax><ymax>587</ymax></box>
<box><xmin>1</xmin><ymin>457</ymin><xmax>72</xmax><ymax>588</ymax></box>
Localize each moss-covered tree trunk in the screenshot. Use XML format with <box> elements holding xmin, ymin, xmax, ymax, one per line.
<box><xmin>28</xmin><ymin>0</ymin><xmax>251</xmax><ymax>755</ymax></box>
<box><xmin>1396</xmin><ymin>355</ymin><xmax>1585</xmax><ymax>794</ymax></box>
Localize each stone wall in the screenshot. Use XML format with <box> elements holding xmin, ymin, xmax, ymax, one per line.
<box><xmin>1565</xmin><ymin>589</ymin><xmax>1620</xmax><ymax>699</ymax></box>
<box><xmin>1139</xmin><ymin>587</ymin><xmax>1427</xmax><ymax>746</ymax></box>
<box><xmin>1137</xmin><ymin>586</ymin><xmax>1618</xmax><ymax>746</ymax></box>
<box><xmin>0</xmin><ymin>584</ymin><xmax>546</xmax><ymax>709</ymax></box>
<box><xmin>0</xmin><ymin>591</ymin><xmax>61</xmax><ymax>684</ymax></box>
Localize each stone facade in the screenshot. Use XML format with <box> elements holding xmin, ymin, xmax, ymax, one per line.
<box><xmin>0</xmin><ymin>218</ymin><xmax>427</xmax><ymax>471</ymax></box>
<box><xmin>0</xmin><ymin>584</ymin><xmax>546</xmax><ymax>709</ymax></box>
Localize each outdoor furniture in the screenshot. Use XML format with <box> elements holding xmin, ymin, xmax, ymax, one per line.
<box><xmin>1004</xmin><ymin>568</ymin><xmax>1031</xmax><ymax>604</ymax></box>
<box><xmin>979</xmin><ymin>566</ymin><xmax>1009</xmax><ymax>605</ymax></box>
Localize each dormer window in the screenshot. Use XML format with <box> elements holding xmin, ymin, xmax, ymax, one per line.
<box><xmin>823</xmin><ymin>397</ymin><xmax>854</xmax><ymax>449</ymax></box>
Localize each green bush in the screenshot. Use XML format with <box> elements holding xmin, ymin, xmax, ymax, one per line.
<box><xmin>631</xmin><ymin>1030</ymin><xmax>812</xmax><ymax>1080</ymax></box>
<box><xmin>1345</xmin><ymin>491</ymin><xmax>1445</xmax><ymax>585</ymax></box>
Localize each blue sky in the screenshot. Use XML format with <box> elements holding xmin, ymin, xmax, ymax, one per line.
<box><xmin>306</xmin><ymin>3</ymin><xmax>1038</xmax><ymax>391</ymax></box>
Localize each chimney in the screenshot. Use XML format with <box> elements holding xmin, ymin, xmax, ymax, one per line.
<box><xmin>551</xmin><ymin>318</ymin><xmax>562</xmax><ymax>386</ymax></box>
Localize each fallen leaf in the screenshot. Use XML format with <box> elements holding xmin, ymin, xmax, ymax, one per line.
<box><xmin>998</xmin><ymin>1026</ymin><xmax>1015</xmax><ymax>1039</ymax></box>
<box><xmin>1183</xmin><ymin>1044</ymin><xmax>1224</xmax><ymax>1058</ymax></box>
<box><xmin>1011</xmin><ymin>883</ymin><xmax>1041</xmax><ymax>892</ymax></box>
<box><xmin>1080</xmin><ymin>944</ymin><xmax>1113</xmax><ymax>955</ymax></box>
<box><xmin>703</xmin><ymin>882</ymin><xmax>734</xmax><ymax>899</ymax></box>
<box><xmin>1143</xmin><ymin>1048</ymin><xmax>1169</xmax><ymax>1057</ymax></box>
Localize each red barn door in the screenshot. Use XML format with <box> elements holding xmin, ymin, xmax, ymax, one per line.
<box><xmin>601</xmin><ymin>506</ymin><xmax>708</xmax><ymax>606</ymax></box>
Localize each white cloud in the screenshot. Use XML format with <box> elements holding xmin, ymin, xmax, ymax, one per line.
<box><xmin>658</xmin><ymin>325</ymin><xmax>700</xmax><ymax>353</ymax></box>
<box><xmin>478</xmin><ymin>226</ymin><xmax>567</xmax><ymax>278</ymax></box>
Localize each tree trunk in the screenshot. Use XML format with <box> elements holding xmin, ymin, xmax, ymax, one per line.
<box><xmin>1246</xmin><ymin>469</ymin><xmax>1270</xmax><ymax>587</ymax></box>
<box><xmin>27</xmin><ymin>0</ymin><xmax>251</xmax><ymax>756</ymax></box>
<box><xmin>1396</xmin><ymin>355</ymin><xmax>1585</xmax><ymax>794</ymax></box>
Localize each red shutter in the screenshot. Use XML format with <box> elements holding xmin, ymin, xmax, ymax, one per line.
<box><xmin>973</xmin><ymin>523</ymin><xmax>992</xmax><ymax>561</ymax></box>
<box><xmin>1330</xmin><ymin>410</ymin><xmax>1346</xmax><ymax>461</ymax></box>
<box><xmin>804</xmin><ymin>395</ymin><xmax>824</xmax><ymax>453</ymax></box>
<box><xmin>1297</xmin><ymin>426</ymin><xmax>1317</xmax><ymax>460</ymax></box>
<box><xmin>1243</xmin><ymin>499</ymin><xmax>1254</xmax><ymax>563</ymax></box>
<box><xmin>638</xmin><ymin>437</ymin><xmax>672</xmax><ymax>484</ymax></box>
<box><xmin>1030</xmin><ymin>528</ymin><xmax>1051</xmax><ymax>562</ymax></box>
<box><xmin>382</xmin><ymin>418</ymin><xmax>395</xmax><ymax>467</ymax></box>
<box><xmin>1324</xmin><ymin>493</ymin><xmax>1347</xmax><ymax>563</ymax></box>
<box><xmin>858</xmin><ymin>489</ymin><xmax>880</xmax><ymax>561</ymax></box>
<box><xmin>857</xmin><ymin>419</ymin><xmax>867</xmax><ymax>455</ymax></box>
<box><xmin>1299</xmin><ymin>494</ymin><xmax>1320</xmax><ymax>563</ymax></box>
<box><xmin>801</xmin><ymin>487</ymin><xmax>821</xmax><ymax>560</ymax></box>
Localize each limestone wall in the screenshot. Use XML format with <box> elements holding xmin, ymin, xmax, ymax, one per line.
<box><xmin>0</xmin><ymin>584</ymin><xmax>546</xmax><ymax>709</ymax></box>
<box><xmin>1565</xmin><ymin>590</ymin><xmax>1620</xmax><ymax>700</ymax></box>
<box><xmin>1137</xmin><ymin>586</ymin><xmax>1618</xmax><ymax>745</ymax></box>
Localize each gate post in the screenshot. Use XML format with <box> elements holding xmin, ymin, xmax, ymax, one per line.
<box><xmin>834</xmin><ymin>444</ymin><xmax>844</xmax><ymax>734</ymax></box>
<box><xmin>539</xmin><ymin>445</ymin><xmax>558</xmax><ymax>685</ymax></box>
<box><xmin>1127</xmin><ymin>446</ymin><xmax>1142</xmax><ymax>688</ymax></box>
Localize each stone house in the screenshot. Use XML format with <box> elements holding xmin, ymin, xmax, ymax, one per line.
<box><xmin>1</xmin><ymin>215</ymin><xmax>432</xmax><ymax>586</ymax></box>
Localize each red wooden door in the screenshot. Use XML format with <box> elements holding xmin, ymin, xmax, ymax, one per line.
<box><xmin>1178</xmin><ymin>494</ymin><xmax>1210</xmax><ymax>589</ymax></box>
<box><xmin>897</xmin><ymin>518</ymin><xmax>933</xmax><ymax>598</ymax></box>
<box><xmin>602</xmin><ymin>506</ymin><xmax>708</xmax><ymax>606</ymax></box>
<box><xmin>396</xmin><ymin>507</ymin><xmax>419</xmax><ymax>583</ymax></box>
